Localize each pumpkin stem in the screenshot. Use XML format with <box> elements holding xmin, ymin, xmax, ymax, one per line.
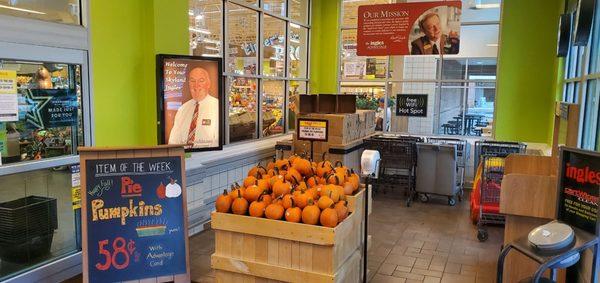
<box><xmin>291</xmin><ymin>175</ymin><xmax>300</xmax><ymax>185</ymax></box>
<box><xmin>290</xmin><ymin>197</ymin><xmax>295</xmax><ymax>208</ymax></box>
<box><xmin>322</xmin><ymin>151</ymin><xmax>327</xmax><ymax>161</ymax></box>
<box><xmin>237</xmin><ymin>190</ymin><xmax>242</xmax><ymax>198</ymax></box>
<box><xmin>222</xmin><ymin>189</ymin><xmax>228</xmax><ymax>196</ymax></box>
<box><xmin>335</xmin><ymin>160</ymin><xmax>343</xmax><ymax>168</ymax></box>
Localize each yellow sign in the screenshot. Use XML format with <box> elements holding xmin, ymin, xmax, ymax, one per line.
<box><xmin>72</xmin><ymin>187</ymin><xmax>81</xmax><ymax>210</ymax></box>
<box><xmin>0</xmin><ymin>70</ymin><xmax>16</xmax><ymax>94</ymax></box>
<box><xmin>298</xmin><ymin>119</ymin><xmax>328</xmax><ymax>141</ymax></box>
<box><xmin>299</xmin><ymin>120</ymin><xmax>327</xmax><ymax>128</ymax></box>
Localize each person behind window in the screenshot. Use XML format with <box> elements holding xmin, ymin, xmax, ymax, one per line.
<box><xmin>375</xmin><ymin>98</ymin><xmax>391</xmax><ymax>131</ymax></box>
<box><xmin>169</xmin><ymin>67</ymin><xmax>219</xmax><ymax>148</ymax></box>
<box><xmin>410</xmin><ymin>13</ymin><xmax>459</xmax><ymax>55</ymax></box>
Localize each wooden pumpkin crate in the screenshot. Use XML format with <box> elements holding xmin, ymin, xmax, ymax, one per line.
<box><xmin>211</xmin><ymin>190</ymin><xmax>364</xmax><ymax>283</ymax></box>
<box><xmin>346</xmin><ymin>186</ymin><xmax>371</xmax><ymax>215</ymax></box>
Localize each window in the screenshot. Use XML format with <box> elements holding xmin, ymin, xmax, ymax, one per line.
<box><xmin>0</xmin><ymin>1</ymin><xmax>91</xmax><ymax>278</ymax></box>
<box><xmin>0</xmin><ymin>0</ymin><xmax>81</xmax><ymax>25</ymax></box>
<box><xmin>189</xmin><ymin>0</ymin><xmax>223</xmax><ymax>57</ymax></box>
<box><xmin>288</xmin><ymin>80</ymin><xmax>307</xmax><ymax>131</ymax></box>
<box><xmin>339</xmin><ymin>0</ymin><xmax>500</xmax><ymax>137</ymax></box>
<box><xmin>190</xmin><ymin>0</ymin><xmax>311</xmax><ymax>144</ymax></box>
<box><xmin>563</xmin><ymin>0</ymin><xmax>600</xmax><ymax>150</ymax></box>
<box><xmin>0</xmin><ymin>60</ymin><xmax>83</xmax><ymax>165</ymax></box>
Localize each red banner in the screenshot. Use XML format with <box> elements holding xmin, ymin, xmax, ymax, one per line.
<box><xmin>357</xmin><ymin>1</ymin><xmax>462</xmax><ymax>56</ymax></box>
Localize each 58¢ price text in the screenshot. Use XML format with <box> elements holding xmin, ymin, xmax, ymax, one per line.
<box><xmin>95</xmin><ymin>237</ymin><xmax>138</xmax><ymax>271</ymax></box>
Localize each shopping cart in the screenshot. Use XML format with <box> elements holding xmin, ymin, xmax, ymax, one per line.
<box><xmin>476</xmin><ymin>156</ymin><xmax>506</xmax><ymax>241</ymax></box>
<box><xmin>363</xmin><ymin>134</ymin><xmax>420</xmax><ymax>207</ymax></box>
<box><xmin>472</xmin><ymin>141</ymin><xmax>526</xmax><ymax>242</ymax></box>
<box><xmin>474</xmin><ymin>141</ymin><xmax>526</xmax><ymax>176</ymax></box>
<box><xmin>427</xmin><ymin>137</ymin><xmax>469</xmax><ymax>198</ymax></box>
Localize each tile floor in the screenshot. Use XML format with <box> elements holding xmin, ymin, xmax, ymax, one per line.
<box><xmin>188</xmin><ymin>190</ymin><xmax>504</xmax><ymax>283</ymax></box>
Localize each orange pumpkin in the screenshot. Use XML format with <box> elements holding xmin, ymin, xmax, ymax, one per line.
<box><xmin>265</xmin><ymin>202</ymin><xmax>285</xmax><ymax>220</ymax></box>
<box><xmin>244</xmin><ymin>185</ymin><xmax>263</xmax><ymax>202</ymax></box>
<box><xmin>273</xmin><ymin>180</ymin><xmax>292</xmax><ymax>197</ymax></box>
<box><xmin>316</xmin><ymin>160</ymin><xmax>333</xmax><ymax>178</ymax></box>
<box><xmin>342</xmin><ymin>182</ymin><xmax>354</xmax><ymax>195</ymax></box>
<box><xmin>281</xmin><ymin>194</ymin><xmax>293</xmax><ymax>209</ymax></box>
<box><xmin>317</xmin><ymin>192</ymin><xmax>334</xmax><ymax>210</ymax></box>
<box><xmin>267</xmin><ymin>157</ymin><xmax>276</xmax><ymax>171</ymax></box>
<box><xmin>305</xmin><ymin>187</ymin><xmax>319</xmax><ymax>200</ymax></box>
<box><xmin>285</xmin><ymin>168</ymin><xmax>302</xmax><ymax>185</ymax></box>
<box><xmin>285</xmin><ymin>205</ymin><xmax>302</xmax><ymax>223</ymax></box>
<box><xmin>334</xmin><ymin>185</ymin><xmax>346</xmax><ymax>197</ymax></box>
<box><xmin>301</xmin><ymin>199</ymin><xmax>321</xmax><ymax>225</ymax></box>
<box><xmin>326</xmin><ymin>173</ymin><xmax>343</xmax><ymax>186</ymax></box>
<box><xmin>229</xmin><ymin>184</ymin><xmax>244</xmax><ymax>202</ymax></box>
<box><xmin>293</xmin><ymin>190</ymin><xmax>312</xmax><ymax>209</ymax></box>
<box><xmin>256</xmin><ymin>178</ymin><xmax>271</xmax><ymax>192</ymax></box>
<box><xmin>249</xmin><ymin>200</ymin><xmax>266</xmax><ymax>217</ymax></box>
<box><xmin>292</xmin><ymin>157</ymin><xmax>312</xmax><ymax>176</ymax></box>
<box><xmin>348</xmin><ymin>169</ymin><xmax>360</xmax><ymax>192</ymax></box>
<box><xmin>215</xmin><ymin>190</ymin><xmax>232</xmax><ymax>213</ymax></box>
<box><xmin>306</xmin><ymin>176</ymin><xmax>319</xmax><ymax>188</ymax></box>
<box><xmin>243</xmin><ymin>175</ymin><xmax>258</xmax><ymax>188</ymax></box>
<box><xmin>275</xmin><ymin>158</ymin><xmax>291</xmax><ymax>170</ymax></box>
<box><xmin>334</xmin><ymin>200</ymin><xmax>349</xmax><ymax>222</ymax></box>
<box><xmin>248</xmin><ymin>164</ymin><xmax>267</xmax><ymax>178</ymax></box>
<box><xmin>269</xmin><ymin>174</ymin><xmax>284</xmax><ymax>187</ymax></box>
<box><xmin>260</xmin><ymin>193</ymin><xmax>273</xmax><ymax>205</ymax></box>
<box><xmin>321</xmin><ymin>185</ymin><xmax>340</xmax><ymax>202</ymax></box>
<box><xmin>231</xmin><ymin>190</ymin><xmax>249</xmax><ymax>215</ymax></box>
<box><xmin>320</xmin><ymin>205</ymin><xmax>339</xmax><ymax>228</ymax></box>
<box><xmin>295</xmin><ymin>181</ymin><xmax>308</xmax><ymax>192</ymax></box>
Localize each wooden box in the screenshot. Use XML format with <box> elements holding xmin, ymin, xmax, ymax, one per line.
<box><xmin>211</xmin><ymin>207</ymin><xmax>362</xmax><ymax>282</ymax></box>
<box><xmin>299</xmin><ymin>95</ymin><xmax>318</xmax><ymax>114</ymax></box>
<box><xmin>318</xmin><ymin>94</ymin><xmax>338</xmax><ymax>114</ymax></box>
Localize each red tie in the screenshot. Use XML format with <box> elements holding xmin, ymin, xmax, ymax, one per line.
<box><xmin>187</xmin><ymin>102</ymin><xmax>199</xmax><ymax>144</ymax></box>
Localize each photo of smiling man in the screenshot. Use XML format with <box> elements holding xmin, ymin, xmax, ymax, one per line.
<box><xmin>410</xmin><ymin>11</ymin><xmax>460</xmax><ymax>55</ymax></box>
<box><xmin>410</xmin><ymin>7</ymin><xmax>460</xmax><ymax>55</ymax></box>
<box><xmin>159</xmin><ymin>55</ymin><xmax>223</xmax><ymax>151</ymax></box>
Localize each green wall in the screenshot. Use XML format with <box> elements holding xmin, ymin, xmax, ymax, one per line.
<box><xmin>495</xmin><ymin>0</ymin><xmax>564</xmax><ymax>143</ymax></box>
<box><xmin>309</xmin><ymin>0</ymin><xmax>340</xmax><ymax>94</ymax></box>
<box><xmin>91</xmin><ymin>0</ymin><xmax>188</xmax><ymax>146</ymax></box>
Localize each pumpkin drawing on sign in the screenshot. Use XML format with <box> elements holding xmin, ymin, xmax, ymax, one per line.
<box><xmin>165</xmin><ymin>178</ymin><xmax>182</xmax><ymax>198</ymax></box>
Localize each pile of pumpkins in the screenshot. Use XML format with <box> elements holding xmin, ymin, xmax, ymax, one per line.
<box><xmin>215</xmin><ymin>156</ymin><xmax>361</xmax><ymax>228</ymax></box>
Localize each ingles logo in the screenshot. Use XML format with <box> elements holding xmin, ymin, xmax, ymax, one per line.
<box><xmin>565</xmin><ymin>163</ymin><xmax>600</xmax><ymax>185</ymax></box>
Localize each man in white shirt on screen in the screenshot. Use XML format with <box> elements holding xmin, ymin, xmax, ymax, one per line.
<box><xmin>169</xmin><ymin>67</ymin><xmax>219</xmax><ymax>148</ymax></box>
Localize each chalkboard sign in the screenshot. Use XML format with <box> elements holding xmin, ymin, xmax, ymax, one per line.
<box><xmin>81</xmin><ymin>147</ymin><xmax>189</xmax><ymax>283</ymax></box>
<box><xmin>396</xmin><ymin>94</ymin><xmax>427</xmax><ymax>117</ymax></box>
<box><xmin>557</xmin><ymin>147</ymin><xmax>600</xmax><ymax>235</ymax></box>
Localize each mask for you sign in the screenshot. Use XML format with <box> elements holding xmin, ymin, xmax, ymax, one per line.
<box><xmin>84</xmin><ymin>156</ymin><xmax>187</xmax><ymax>282</ymax></box>
<box><xmin>357</xmin><ymin>1</ymin><xmax>462</xmax><ymax>56</ymax></box>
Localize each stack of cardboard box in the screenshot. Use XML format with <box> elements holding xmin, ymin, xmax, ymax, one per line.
<box><xmin>283</xmin><ymin>109</ymin><xmax>377</xmax><ymax>172</ymax></box>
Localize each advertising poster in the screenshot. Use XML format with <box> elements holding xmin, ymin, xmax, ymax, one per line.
<box><xmin>357</xmin><ymin>1</ymin><xmax>461</xmax><ymax>56</ymax></box>
<box><xmin>157</xmin><ymin>55</ymin><xmax>223</xmax><ymax>152</ymax></box>
<box><xmin>557</xmin><ymin>148</ymin><xmax>600</xmax><ymax>235</ymax></box>
<box><xmin>0</xmin><ymin>70</ymin><xmax>18</xmax><ymax>122</ymax></box>
<box><xmin>84</xmin><ymin>156</ymin><xmax>187</xmax><ymax>282</ymax></box>
<box><xmin>396</xmin><ymin>94</ymin><xmax>428</xmax><ymax>117</ymax></box>
<box><xmin>18</xmin><ymin>89</ymin><xmax>78</xmax><ymax>129</ymax></box>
